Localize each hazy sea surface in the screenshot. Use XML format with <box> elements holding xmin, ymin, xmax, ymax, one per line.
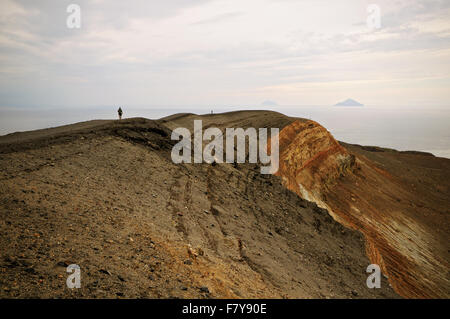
<box><xmin>1</xmin><ymin>105</ymin><xmax>449</xmax><ymax>158</ymax></box>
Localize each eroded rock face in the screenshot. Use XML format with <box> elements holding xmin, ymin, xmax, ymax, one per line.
<box><xmin>274</xmin><ymin>119</ymin><xmax>450</xmax><ymax>299</ymax></box>
<box><xmin>273</xmin><ymin>120</ymin><xmax>356</xmax><ymax>217</ymax></box>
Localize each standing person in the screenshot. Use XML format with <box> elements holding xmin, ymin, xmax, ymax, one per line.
<box><xmin>118</xmin><ymin>107</ymin><xmax>123</xmax><ymax>120</ymax></box>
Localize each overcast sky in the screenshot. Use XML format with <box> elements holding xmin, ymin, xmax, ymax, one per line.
<box><xmin>1</xmin><ymin>0</ymin><xmax>449</xmax><ymax>108</ymax></box>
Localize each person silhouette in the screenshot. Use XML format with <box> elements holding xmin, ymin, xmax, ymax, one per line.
<box><xmin>118</xmin><ymin>107</ymin><xmax>123</xmax><ymax>120</ymax></box>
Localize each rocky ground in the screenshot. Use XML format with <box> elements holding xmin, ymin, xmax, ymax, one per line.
<box><xmin>0</xmin><ymin>114</ymin><xmax>398</xmax><ymax>298</ymax></box>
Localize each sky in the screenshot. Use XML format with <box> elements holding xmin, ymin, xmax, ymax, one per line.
<box><xmin>0</xmin><ymin>0</ymin><xmax>450</xmax><ymax>108</ymax></box>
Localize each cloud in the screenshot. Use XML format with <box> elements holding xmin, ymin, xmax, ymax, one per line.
<box><xmin>191</xmin><ymin>11</ymin><xmax>242</xmax><ymax>25</ymax></box>
<box><xmin>0</xmin><ymin>0</ymin><xmax>449</xmax><ymax>107</ymax></box>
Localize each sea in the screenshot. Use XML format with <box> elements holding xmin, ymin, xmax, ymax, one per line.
<box><xmin>1</xmin><ymin>105</ymin><xmax>449</xmax><ymax>159</ymax></box>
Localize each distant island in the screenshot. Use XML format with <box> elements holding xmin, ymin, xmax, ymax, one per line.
<box><xmin>334</xmin><ymin>98</ymin><xmax>364</xmax><ymax>106</ymax></box>
<box><xmin>261</xmin><ymin>100</ymin><xmax>278</xmax><ymax>107</ymax></box>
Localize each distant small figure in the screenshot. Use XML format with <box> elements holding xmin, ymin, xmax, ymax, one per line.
<box><xmin>118</xmin><ymin>107</ymin><xmax>123</xmax><ymax>120</ymax></box>
<box><xmin>211</xmin><ymin>110</ymin><xmax>213</xmax><ymax>114</ymax></box>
